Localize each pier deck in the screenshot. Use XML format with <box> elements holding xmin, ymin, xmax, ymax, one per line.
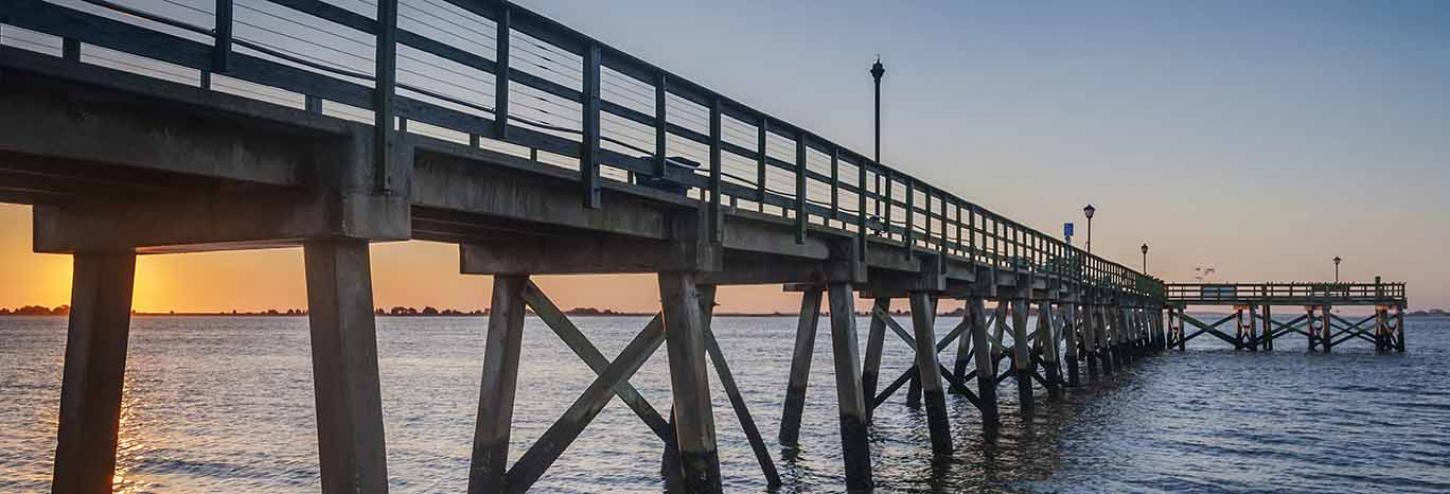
<box><xmin>0</xmin><ymin>0</ymin><xmax>1406</xmax><ymax>492</ymax></box>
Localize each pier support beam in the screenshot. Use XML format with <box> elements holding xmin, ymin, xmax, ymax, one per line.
<box><xmin>304</xmin><ymin>239</ymin><xmax>390</xmax><ymax>494</ymax></box>
<box><xmin>1083</xmin><ymin>303</ymin><xmax>1100</xmax><ymax>377</ymax></box>
<box><xmin>909</xmin><ymin>292</ymin><xmax>952</xmax><ymax>457</ymax></box>
<box><xmin>1262</xmin><ymin>305</ymin><xmax>1274</xmax><ymax>351</ymax></box>
<box><xmin>51</xmin><ymin>251</ymin><xmax>136</xmax><ymax>494</ymax></box>
<box><xmin>968</xmin><ymin>297</ymin><xmax>999</xmax><ymax>426</ymax></box>
<box><xmin>778</xmin><ymin>287</ymin><xmax>822</xmax><ymax>446</ymax></box>
<box><xmin>468</xmin><ymin>274</ymin><xmax>528</xmax><ymax>494</ymax></box>
<box><xmin>1395</xmin><ymin>304</ymin><xmax>1406</xmax><ymax>353</ymax></box>
<box><xmin>827</xmin><ymin>282</ymin><xmax>873</xmax><ymax>492</ymax></box>
<box><xmin>1010</xmin><ymin>295</ymin><xmax>1033</xmax><ymax>409</ymax></box>
<box><xmin>1061</xmin><ymin>302</ymin><xmax>1080</xmax><ymax>387</ymax></box>
<box><xmin>860</xmin><ymin>298</ymin><xmax>890</xmax><ymax>422</ymax></box>
<box><xmin>1038</xmin><ymin>301</ymin><xmax>1064</xmax><ymax>396</ymax></box>
<box><xmin>659</xmin><ymin>272</ymin><xmax>723</xmax><ymax>493</ymax></box>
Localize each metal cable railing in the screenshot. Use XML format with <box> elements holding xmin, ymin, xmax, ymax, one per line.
<box><xmin>0</xmin><ymin>0</ymin><xmax>1165</xmax><ymax>298</ymax></box>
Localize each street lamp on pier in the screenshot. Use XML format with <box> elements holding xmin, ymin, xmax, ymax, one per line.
<box><xmin>1083</xmin><ymin>204</ymin><xmax>1096</xmax><ymax>254</ymax></box>
<box><xmin>1142</xmin><ymin>243</ymin><xmax>1150</xmax><ymax>274</ymax></box>
<box><xmin>1334</xmin><ymin>256</ymin><xmax>1342</xmax><ymax>284</ymax></box>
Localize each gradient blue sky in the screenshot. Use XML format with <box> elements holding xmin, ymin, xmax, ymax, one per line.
<box><xmin>511</xmin><ymin>0</ymin><xmax>1450</xmax><ymax>306</ymax></box>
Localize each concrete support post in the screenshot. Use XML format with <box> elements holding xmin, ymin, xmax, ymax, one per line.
<box><xmin>778</xmin><ymin>287</ymin><xmax>822</xmax><ymax>446</ymax></box>
<box><xmin>905</xmin><ymin>374</ymin><xmax>922</xmax><ymax>409</ymax></box>
<box><xmin>1176</xmin><ymin>307</ymin><xmax>1186</xmax><ymax>351</ymax></box>
<box><xmin>908</xmin><ymin>292</ymin><xmax>952</xmax><ymax>457</ymax></box>
<box><xmin>1249</xmin><ymin>304</ymin><xmax>1262</xmax><ymax>351</ymax></box>
<box><xmin>1099</xmin><ymin>305</ymin><xmax>1116</xmax><ymax>374</ymax></box>
<box><xmin>860</xmin><ymin>298</ymin><xmax>890</xmax><ymax>421</ymax></box>
<box><xmin>1038</xmin><ymin>301</ymin><xmax>1063</xmax><ymax>396</ymax></box>
<box><xmin>303</xmin><ymin>239</ymin><xmax>390</xmax><ymax>494</ymax></box>
<box><xmin>952</xmin><ymin>306</ymin><xmax>973</xmax><ymax>386</ymax></box>
<box><xmin>1011</xmin><ymin>297</ymin><xmax>1033</xmax><ymax>409</ymax></box>
<box><xmin>1061</xmin><ymin>302</ymin><xmax>1080</xmax><ymax>387</ymax></box>
<box><xmin>968</xmin><ymin>297</ymin><xmax>999</xmax><ymax>426</ymax></box>
<box><xmin>468</xmin><ymin>274</ymin><xmax>528</xmax><ymax>494</ymax></box>
<box><xmin>1083</xmin><ymin>303</ymin><xmax>1100</xmax><ymax>377</ymax></box>
<box><xmin>1321</xmin><ymin>304</ymin><xmax>1333</xmax><ymax>353</ymax></box>
<box><xmin>1310</xmin><ymin>304</ymin><xmax>1322</xmax><ymax>350</ymax></box>
<box><xmin>1395</xmin><ymin>304</ymin><xmax>1406</xmax><ymax>352</ymax></box>
<box><xmin>658</xmin><ymin>272</ymin><xmax>722</xmax><ymax>493</ymax></box>
<box><xmin>1262</xmin><ymin>305</ymin><xmax>1274</xmax><ymax>351</ymax></box>
<box><xmin>827</xmin><ymin>282</ymin><xmax>873</xmax><ymax>492</ymax></box>
<box><xmin>51</xmin><ymin>252</ymin><xmax>136</xmax><ymax>494</ymax></box>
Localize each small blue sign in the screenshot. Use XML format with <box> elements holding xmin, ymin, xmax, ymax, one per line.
<box><xmin>1064</xmin><ymin>222</ymin><xmax>1075</xmax><ymax>237</ymax></box>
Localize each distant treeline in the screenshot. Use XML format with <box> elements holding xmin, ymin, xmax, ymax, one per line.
<box><xmin>0</xmin><ymin>305</ymin><xmax>1013</xmax><ymax>318</ymax></box>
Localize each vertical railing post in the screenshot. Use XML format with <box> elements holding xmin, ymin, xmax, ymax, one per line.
<box><xmin>493</xmin><ymin>3</ymin><xmax>511</xmax><ymax>138</ymax></box>
<box><xmin>655</xmin><ymin>73</ymin><xmax>668</xmax><ymax>178</ymax></box>
<box><xmin>954</xmin><ymin>200</ymin><xmax>963</xmax><ymax>257</ymax></box>
<box><xmin>967</xmin><ymin>204</ymin><xmax>976</xmax><ymax>264</ymax></box>
<box><xmin>372</xmin><ymin>0</ymin><xmax>398</xmax><ymax>192</ymax></box>
<box><xmin>829</xmin><ymin>147</ymin><xmax>840</xmax><ymax>222</ymax></box>
<box><xmin>936</xmin><ymin>194</ymin><xmax>947</xmax><ymax>269</ymax></box>
<box><xmin>856</xmin><ymin>160</ymin><xmax>867</xmax><ymax>262</ymax></box>
<box><xmin>794</xmin><ymin>132</ymin><xmax>807</xmax><ymax>243</ymax></box>
<box><xmin>62</xmin><ymin>38</ymin><xmax>80</xmax><ymax>61</ymax></box>
<box><xmin>883</xmin><ymin>169</ymin><xmax>893</xmax><ymax>240</ymax></box>
<box><xmin>708</xmin><ymin>97</ymin><xmax>723</xmax><ymax>244</ymax></box>
<box><xmin>904</xmin><ymin>178</ymin><xmax>914</xmax><ymax>258</ymax></box>
<box><xmin>213</xmin><ymin>0</ymin><xmax>233</xmax><ymax>72</ymax></box>
<box><xmin>581</xmin><ymin>42</ymin><xmax>602</xmax><ymax>208</ymax></box>
<box><xmin>756</xmin><ymin>117</ymin><xmax>767</xmax><ymax>203</ymax></box>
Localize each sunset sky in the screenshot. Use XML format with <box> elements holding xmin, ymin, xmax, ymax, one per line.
<box><xmin>1</xmin><ymin>0</ymin><xmax>1446</xmax><ymax>312</ymax></box>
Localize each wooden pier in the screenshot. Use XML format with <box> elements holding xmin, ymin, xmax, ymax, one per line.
<box><xmin>0</xmin><ymin>0</ymin><xmax>1405</xmax><ymax>492</ymax></box>
<box><xmin>1164</xmin><ymin>280</ymin><xmax>1408</xmax><ymax>352</ymax></box>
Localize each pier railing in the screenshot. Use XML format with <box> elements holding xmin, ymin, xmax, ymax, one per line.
<box><xmin>1165</xmin><ymin>282</ymin><xmax>1406</xmax><ymax>305</ymax></box>
<box><xmin>0</xmin><ymin>0</ymin><xmax>1160</xmax><ymax>297</ymax></box>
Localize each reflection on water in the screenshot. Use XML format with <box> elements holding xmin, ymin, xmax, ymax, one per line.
<box><xmin>2</xmin><ymin>315</ymin><xmax>1449</xmax><ymax>493</ymax></box>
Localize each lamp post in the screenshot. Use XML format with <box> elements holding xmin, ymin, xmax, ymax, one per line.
<box><xmin>1083</xmin><ymin>204</ymin><xmax>1096</xmax><ymax>254</ymax></box>
<box><xmin>871</xmin><ymin>57</ymin><xmax>884</xmax><ymax>165</ymax></box>
<box><xmin>870</xmin><ymin>57</ymin><xmax>884</xmax><ymax>219</ymax></box>
<box><xmin>1334</xmin><ymin>256</ymin><xmax>1342</xmax><ymax>284</ymax></box>
<box><xmin>1141</xmin><ymin>243</ymin><xmax>1149</xmax><ymax>274</ymax></box>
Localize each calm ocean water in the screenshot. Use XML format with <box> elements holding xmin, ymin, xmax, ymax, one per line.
<box><xmin>2</xmin><ymin>314</ymin><xmax>1448</xmax><ymax>493</ymax></box>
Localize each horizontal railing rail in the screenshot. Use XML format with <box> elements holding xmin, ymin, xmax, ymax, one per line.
<box><xmin>0</xmin><ymin>0</ymin><xmax>1163</xmax><ymax>298</ymax></box>
<box><xmin>1165</xmin><ymin>283</ymin><xmax>1406</xmax><ymax>303</ymax></box>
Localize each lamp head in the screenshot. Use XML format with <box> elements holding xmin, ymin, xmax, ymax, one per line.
<box><xmin>1083</xmin><ymin>204</ymin><xmax>1096</xmax><ymax>220</ymax></box>
<box><xmin>870</xmin><ymin>56</ymin><xmax>885</xmax><ymax>81</ymax></box>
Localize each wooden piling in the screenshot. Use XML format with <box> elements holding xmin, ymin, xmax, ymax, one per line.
<box><xmin>860</xmin><ymin>298</ymin><xmax>890</xmax><ymax>421</ymax></box>
<box><xmin>469</xmin><ymin>274</ymin><xmax>529</xmax><ymax>494</ymax></box>
<box><xmin>1011</xmin><ymin>296</ymin><xmax>1033</xmax><ymax>409</ymax></box>
<box><xmin>1394</xmin><ymin>304</ymin><xmax>1405</xmax><ymax>352</ymax></box>
<box><xmin>778</xmin><ymin>287</ymin><xmax>822</xmax><ymax>446</ymax></box>
<box><xmin>658</xmin><ymin>272</ymin><xmax>723</xmax><ymax>493</ymax></box>
<box><xmin>1061</xmin><ymin>302</ymin><xmax>1081</xmax><ymax>386</ymax></box>
<box><xmin>909</xmin><ymin>292</ymin><xmax>952</xmax><ymax>457</ymax></box>
<box><xmin>952</xmin><ymin>307</ymin><xmax>973</xmax><ymax>385</ymax></box>
<box><xmin>303</xmin><ymin>239</ymin><xmax>390</xmax><ymax>494</ymax></box>
<box><xmin>968</xmin><ymin>297</ymin><xmax>999</xmax><ymax>425</ymax></box>
<box><xmin>1262</xmin><ymin>305</ymin><xmax>1274</xmax><ymax>351</ymax></box>
<box><xmin>1038</xmin><ymin>301</ymin><xmax>1063</xmax><ymax>395</ymax></box>
<box><xmin>51</xmin><ymin>252</ymin><xmax>136</xmax><ymax>494</ymax></box>
<box><xmin>1083</xmin><ymin>303</ymin><xmax>1100</xmax><ymax>377</ymax></box>
<box><xmin>827</xmin><ymin>282</ymin><xmax>873</xmax><ymax>491</ymax></box>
